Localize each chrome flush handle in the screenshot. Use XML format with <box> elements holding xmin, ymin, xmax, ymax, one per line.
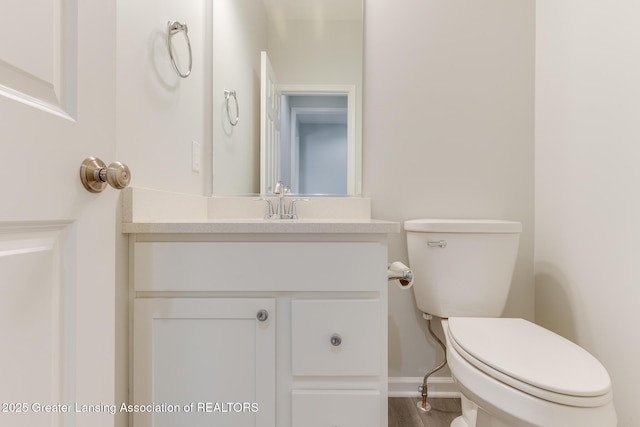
<box><xmin>427</xmin><ymin>240</ymin><xmax>447</xmax><ymax>248</ymax></box>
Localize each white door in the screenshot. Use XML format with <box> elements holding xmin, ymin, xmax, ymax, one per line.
<box><xmin>0</xmin><ymin>2</ymin><xmax>119</xmax><ymax>427</ymax></box>
<box><xmin>259</xmin><ymin>51</ymin><xmax>281</xmax><ymax>194</ymax></box>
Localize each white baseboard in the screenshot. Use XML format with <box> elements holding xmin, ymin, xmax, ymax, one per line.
<box><xmin>388</xmin><ymin>376</ymin><xmax>460</xmax><ymax>398</ymax></box>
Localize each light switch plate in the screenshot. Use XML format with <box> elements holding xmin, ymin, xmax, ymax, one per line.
<box><xmin>192</xmin><ymin>140</ymin><xmax>201</xmax><ymax>173</ymax></box>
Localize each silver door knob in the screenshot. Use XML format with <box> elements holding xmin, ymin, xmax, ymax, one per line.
<box><xmin>80</xmin><ymin>157</ymin><xmax>131</xmax><ymax>193</ymax></box>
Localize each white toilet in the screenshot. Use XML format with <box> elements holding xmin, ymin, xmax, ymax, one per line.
<box><xmin>405</xmin><ymin>219</ymin><xmax>617</xmax><ymax>427</ymax></box>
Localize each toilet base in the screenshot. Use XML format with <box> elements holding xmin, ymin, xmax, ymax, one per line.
<box><xmin>449</xmin><ymin>394</ymin><xmax>480</xmax><ymax>427</ymax></box>
<box><xmin>451</xmin><ymin>414</ymin><xmax>513</xmax><ymax>427</ymax></box>
<box><xmin>450</xmin><ymin>395</ymin><xmax>513</xmax><ymax>427</ymax></box>
<box><xmin>451</xmin><ymin>416</ymin><xmax>468</xmax><ymax>427</ymax></box>
<box><xmin>452</xmin><ymin>394</ymin><xmax>477</xmax><ymax>426</ymax></box>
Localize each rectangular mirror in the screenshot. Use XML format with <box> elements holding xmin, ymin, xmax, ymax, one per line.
<box><xmin>212</xmin><ymin>0</ymin><xmax>363</xmax><ymax>196</ymax></box>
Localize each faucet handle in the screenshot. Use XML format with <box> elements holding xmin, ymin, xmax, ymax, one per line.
<box><xmin>254</xmin><ymin>198</ymin><xmax>274</xmax><ymax>219</ymax></box>
<box><xmin>288</xmin><ymin>198</ymin><xmax>309</xmax><ymax>219</ymax></box>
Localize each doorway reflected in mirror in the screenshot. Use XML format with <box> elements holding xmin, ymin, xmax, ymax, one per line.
<box><xmin>281</xmin><ymin>94</ymin><xmax>348</xmax><ymax>195</ymax></box>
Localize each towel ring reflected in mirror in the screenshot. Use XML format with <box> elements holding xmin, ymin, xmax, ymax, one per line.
<box><xmin>167</xmin><ymin>20</ymin><xmax>192</xmax><ymax>78</ymax></box>
<box><xmin>224</xmin><ymin>90</ymin><xmax>239</xmax><ymax>126</ymax></box>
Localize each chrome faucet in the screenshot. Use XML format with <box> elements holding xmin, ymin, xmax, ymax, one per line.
<box><xmin>255</xmin><ymin>181</ymin><xmax>307</xmax><ymax>219</ymax></box>
<box><xmin>273</xmin><ymin>181</ymin><xmax>288</xmax><ymax>219</ymax></box>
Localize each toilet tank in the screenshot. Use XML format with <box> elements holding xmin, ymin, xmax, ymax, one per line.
<box><xmin>405</xmin><ymin>219</ymin><xmax>521</xmax><ymax>318</ymax></box>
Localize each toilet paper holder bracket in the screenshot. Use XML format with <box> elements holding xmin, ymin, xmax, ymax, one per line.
<box><xmin>387</xmin><ymin>261</ymin><xmax>414</xmax><ymax>288</ymax></box>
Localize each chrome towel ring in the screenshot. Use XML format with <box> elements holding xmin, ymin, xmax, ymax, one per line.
<box><xmin>224</xmin><ymin>90</ymin><xmax>239</xmax><ymax>126</ymax></box>
<box><xmin>167</xmin><ymin>20</ymin><xmax>192</xmax><ymax>78</ymax></box>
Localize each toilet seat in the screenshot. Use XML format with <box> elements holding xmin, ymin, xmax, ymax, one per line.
<box><xmin>446</xmin><ymin>318</ymin><xmax>612</xmax><ymax>408</ymax></box>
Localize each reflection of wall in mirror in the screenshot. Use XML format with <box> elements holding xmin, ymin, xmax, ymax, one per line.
<box><xmin>299</xmin><ymin>122</ymin><xmax>348</xmax><ymax>195</ymax></box>
<box><xmin>212</xmin><ymin>0</ymin><xmax>267</xmax><ymax>195</ymax></box>
<box><xmin>267</xmin><ymin>20</ymin><xmax>363</xmax><ymax>86</ymax></box>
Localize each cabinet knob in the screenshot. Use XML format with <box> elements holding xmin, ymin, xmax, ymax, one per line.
<box><xmin>256</xmin><ymin>309</ymin><xmax>269</xmax><ymax>322</ymax></box>
<box><xmin>330</xmin><ymin>333</ymin><xmax>342</xmax><ymax>347</ymax></box>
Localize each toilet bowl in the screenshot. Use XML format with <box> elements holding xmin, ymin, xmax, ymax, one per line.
<box><xmin>404</xmin><ymin>219</ymin><xmax>617</xmax><ymax>427</ymax></box>
<box><xmin>443</xmin><ymin>317</ymin><xmax>616</xmax><ymax>427</ymax></box>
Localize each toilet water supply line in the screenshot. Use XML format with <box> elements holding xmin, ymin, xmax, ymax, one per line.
<box><xmin>387</xmin><ymin>264</ymin><xmax>448</xmax><ymax>411</ymax></box>
<box><xmin>418</xmin><ymin>313</ymin><xmax>447</xmax><ymax>413</ymax></box>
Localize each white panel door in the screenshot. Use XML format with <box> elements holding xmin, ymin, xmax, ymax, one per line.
<box><xmin>0</xmin><ymin>1</ymin><xmax>118</xmax><ymax>427</ymax></box>
<box><xmin>133</xmin><ymin>298</ymin><xmax>276</xmax><ymax>427</ymax></box>
<box><xmin>260</xmin><ymin>51</ymin><xmax>281</xmax><ymax>194</ymax></box>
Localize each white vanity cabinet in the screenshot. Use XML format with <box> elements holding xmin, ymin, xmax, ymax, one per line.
<box><xmin>127</xmin><ymin>224</ymin><xmax>395</xmax><ymax>427</ymax></box>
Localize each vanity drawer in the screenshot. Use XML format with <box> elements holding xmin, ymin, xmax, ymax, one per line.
<box><xmin>292</xmin><ymin>390</ymin><xmax>380</xmax><ymax>427</ymax></box>
<box><xmin>133</xmin><ymin>241</ymin><xmax>386</xmax><ymax>292</ymax></box>
<box><xmin>291</xmin><ymin>299</ymin><xmax>381</xmax><ymax>376</ymax></box>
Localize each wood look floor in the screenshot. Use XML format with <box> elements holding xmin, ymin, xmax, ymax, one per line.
<box><xmin>389</xmin><ymin>398</ymin><xmax>462</xmax><ymax>427</ymax></box>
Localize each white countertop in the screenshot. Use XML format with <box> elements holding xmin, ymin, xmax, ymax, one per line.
<box><xmin>121</xmin><ymin>188</ymin><xmax>400</xmax><ymax>235</ymax></box>
<box><xmin>122</xmin><ymin>218</ymin><xmax>400</xmax><ymax>234</ymax></box>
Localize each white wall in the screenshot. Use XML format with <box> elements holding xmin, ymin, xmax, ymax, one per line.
<box><xmin>535</xmin><ymin>2</ymin><xmax>640</xmax><ymax>426</ymax></box>
<box><xmin>363</xmin><ymin>0</ymin><xmax>535</xmax><ymax>379</ymax></box>
<box><xmin>117</xmin><ymin>0</ymin><xmax>211</xmax><ymax>196</ymax></box>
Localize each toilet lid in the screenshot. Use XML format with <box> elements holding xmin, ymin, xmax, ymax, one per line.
<box><xmin>447</xmin><ymin>318</ymin><xmax>611</xmax><ymax>400</ymax></box>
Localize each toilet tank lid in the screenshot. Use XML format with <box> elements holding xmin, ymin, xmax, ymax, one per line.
<box><xmin>404</xmin><ymin>219</ymin><xmax>522</xmax><ymax>233</ymax></box>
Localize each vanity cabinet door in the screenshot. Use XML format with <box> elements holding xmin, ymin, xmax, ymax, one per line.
<box><xmin>132</xmin><ymin>298</ymin><xmax>275</xmax><ymax>427</ymax></box>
